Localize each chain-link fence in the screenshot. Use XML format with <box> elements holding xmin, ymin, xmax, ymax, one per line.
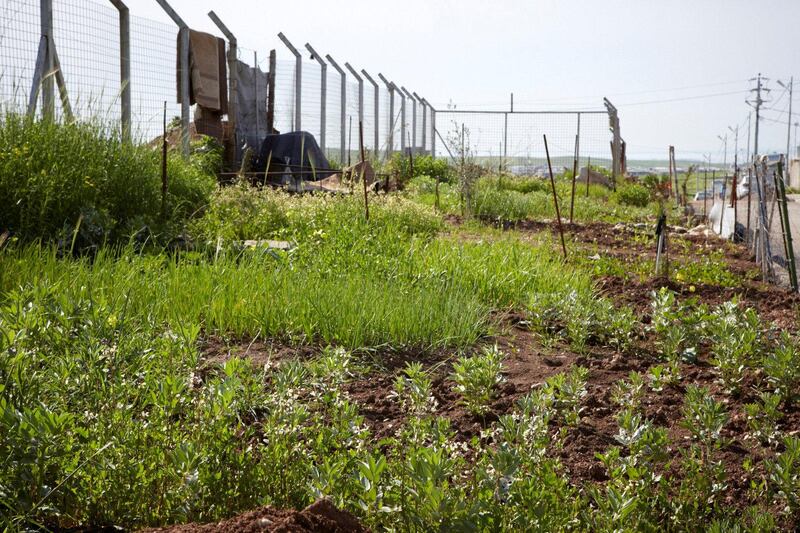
<box><xmin>2</xmin><ymin>0</ymin><xmax>616</xmax><ymax>172</ymax></box>
<box><xmin>708</xmin><ymin>155</ymin><xmax>798</xmax><ymax>289</ymax></box>
<box><xmin>432</xmin><ymin>110</ymin><xmax>614</xmax><ymax>174</ymax></box>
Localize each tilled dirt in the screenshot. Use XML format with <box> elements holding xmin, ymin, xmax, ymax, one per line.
<box><xmin>144</xmin><ymin>499</ymin><xmax>367</xmax><ymax>533</ymax></box>
<box><xmin>172</xmin><ymin>219</ymin><xmax>799</xmax><ymax>530</ymax></box>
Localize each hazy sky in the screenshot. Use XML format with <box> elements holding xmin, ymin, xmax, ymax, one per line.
<box><xmin>134</xmin><ymin>0</ymin><xmax>799</xmax><ymax>161</ymax></box>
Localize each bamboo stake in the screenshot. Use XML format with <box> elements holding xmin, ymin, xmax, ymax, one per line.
<box><xmin>360</xmin><ymin>120</ymin><xmax>369</xmax><ymax>221</ymax></box>
<box><xmin>544</xmin><ymin>134</ymin><xmax>567</xmax><ymax>259</ymax></box>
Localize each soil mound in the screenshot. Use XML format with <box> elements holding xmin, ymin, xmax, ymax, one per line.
<box><xmin>144</xmin><ymin>499</ymin><xmax>367</xmax><ymax>533</ymax></box>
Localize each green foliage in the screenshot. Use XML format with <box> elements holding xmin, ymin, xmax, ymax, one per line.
<box><xmin>766</xmin><ymin>436</ymin><xmax>800</xmax><ymax>515</ymax></box>
<box><xmin>613</xmin><ymin>183</ymin><xmax>650</xmax><ymax>208</ymax></box>
<box><xmin>763</xmin><ymin>332</ymin><xmax>800</xmax><ymax>404</ymax></box>
<box><xmin>451</xmin><ymin>344</ymin><xmax>505</xmax><ymax>415</ymax></box>
<box><xmin>650</xmin><ymin>288</ymin><xmax>706</xmax><ymax>362</ymax></box>
<box><xmin>707</xmin><ymin>301</ymin><xmax>762</xmax><ymax>394</ymax></box>
<box><xmin>745</xmin><ymin>392</ymin><xmax>783</xmax><ymax>447</ymax></box>
<box><xmin>0</xmin><ymin>113</ymin><xmax>215</xmax><ymax>244</ymax></box>
<box><xmin>386</xmin><ymin>153</ymin><xmax>453</xmax><ymax>185</ymax></box>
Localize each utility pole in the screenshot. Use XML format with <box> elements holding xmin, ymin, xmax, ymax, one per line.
<box><xmin>746</xmin><ymin>112</ymin><xmax>752</xmax><ymax>164</ymax></box>
<box><xmin>748</xmin><ymin>73</ymin><xmax>770</xmax><ymax>158</ymax></box>
<box><xmin>778</xmin><ymin>77</ymin><xmax>793</xmax><ymax>162</ymax></box>
<box><xmin>718</xmin><ymin>134</ymin><xmax>728</xmax><ymax>173</ymax></box>
<box><xmin>728</xmin><ymin>125</ymin><xmax>739</xmax><ymax>170</ymax></box>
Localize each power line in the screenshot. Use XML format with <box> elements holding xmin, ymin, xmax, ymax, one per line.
<box><xmin>618</xmin><ymin>89</ymin><xmax>749</xmax><ymax>107</ymax></box>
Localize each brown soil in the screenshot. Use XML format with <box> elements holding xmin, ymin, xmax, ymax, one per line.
<box><xmin>144</xmin><ymin>499</ymin><xmax>367</xmax><ymax>533</ymax></box>
<box><xmin>163</xmin><ymin>218</ymin><xmax>799</xmax><ymax>530</ymax></box>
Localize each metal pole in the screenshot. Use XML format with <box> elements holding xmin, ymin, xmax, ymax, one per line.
<box><xmin>267</xmin><ymin>50</ymin><xmax>275</xmax><ymax>134</ymax></box>
<box><xmin>111</xmin><ymin>0</ymin><xmax>131</xmax><ymax>142</ymax></box>
<box><xmin>362</xmin><ymin>70</ymin><xmax>380</xmax><ymax>156</ymax></box>
<box><xmin>277</xmin><ymin>33</ymin><xmax>301</xmax><ymax>132</ymax></box>
<box><xmin>397</xmin><ymin>86</ymin><xmax>406</xmax><ymax>153</ymax></box>
<box><xmin>401</xmin><ymin>87</ymin><xmax>416</xmax><ymax>153</ymax></box>
<box><xmin>345</xmin><ymin>63</ymin><xmax>364</xmax><ymax>135</ymax></box>
<box><xmin>254</xmin><ymin>51</ymin><xmax>259</xmax><ymax>137</ymax></box>
<box><xmin>378</xmin><ymin>73</ymin><xmax>394</xmax><ymax>158</ymax></box>
<box><xmin>430</xmin><ymin>104</ymin><xmax>436</xmax><ymax>159</ymax></box>
<box><xmin>787</xmin><ymin>78</ymin><xmax>793</xmax><ymax>163</ymax></box>
<box><xmin>209</xmin><ymin>11</ymin><xmax>237</xmax><ymax>154</ymax></box>
<box><xmin>40</xmin><ymin>0</ymin><xmax>54</xmax><ymax>118</ymax></box>
<box><xmin>326</xmin><ymin>55</ymin><xmax>346</xmax><ymax>164</ymax></box>
<box><xmin>414</xmin><ymin>92</ymin><xmax>426</xmax><ymax>153</ymax></box>
<box><xmin>155</xmin><ymin>0</ymin><xmax>189</xmax><ymax>158</ymax></box>
<box><xmin>305</xmin><ymin>44</ymin><xmax>327</xmax><ymax>154</ymax></box>
<box><xmin>503</xmin><ymin>112</ymin><xmax>508</xmax><ymax>170</ymax></box>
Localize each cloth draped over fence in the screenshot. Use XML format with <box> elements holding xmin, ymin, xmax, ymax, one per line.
<box><xmin>235</xmin><ymin>59</ymin><xmax>269</xmax><ymax>151</ymax></box>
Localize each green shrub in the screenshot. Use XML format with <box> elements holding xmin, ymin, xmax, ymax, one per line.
<box><xmin>386</xmin><ymin>152</ymin><xmax>453</xmax><ymax>185</ymax></box>
<box><xmin>614</xmin><ymin>183</ymin><xmax>650</xmax><ymax>208</ymax></box>
<box><xmin>0</xmin><ymin>113</ymin><xmax>215</xmax><ymax>244</ymax></box>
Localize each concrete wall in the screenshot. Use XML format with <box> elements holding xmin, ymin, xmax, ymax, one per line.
<box><xmin>791</xmin><ymin>158</ymin><xmax>800</xmax><ymax>189</ymax></box>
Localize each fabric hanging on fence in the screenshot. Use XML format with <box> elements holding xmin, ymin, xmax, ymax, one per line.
<box><xmin>176</xmin><ymin>29</ymin><xmax>228</xmax><ymax>114</ymax></box>
<box><xmin>234</xmin><ymin>59</ymin><xmax>268</xmax><ymax>151</ymax></box>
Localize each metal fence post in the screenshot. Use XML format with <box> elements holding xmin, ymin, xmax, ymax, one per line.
<box><xmin>396</xmin><ymin>85</ymin><xmax>406</xmax><ymax>153</ymax></box>
<box><xmin>361</xmin><ymin>70</ymin><xmax>379</xmax><ymax>156</ymax></box>
<box><xmin>414</xmin><ymin>92</ymin><xmax>426</xmax><ymax>153</ymax></box>
<box><xmin>155</xmin><ymin>0</ymin><xmax>189</xmax><ymax>158</ymax></box>
<box><xmin>378</xmin><ymin>73</ymin><xmax>394</xmax><ymax>159</ymax></box>
<box><xmin>326</xmin><ymin>54</ymin><xmax>346</xmax><ymax>164</ymax></box>
<box><xmin>401</xmin><ymin>87</ymin><xmax>416</xmax><ymax>153</ymax></box>
<box><xmin>208</xmin><ymin>11</ymin><xmax>237</xmax><ymax>157</ymax></box>
<box><xmin>40</xmin><ymin>0</ymin><xmax>54</xmax><ymax>118</ymax></box>
<box><xmin>430</xmin><ymin>104</ymin><xmax>436</xmax><ymax>158</ymax></box>
<box><xmin>278</xmin><ymin>33</ymin><xmax>301</xmax><ymax>132</ymax></box>
<box><xmin>305</xmin><ymin>43</ymin><xmax>327</xmax><ymax>154</ymax></box>
<box><xmin>345</xmin><ymin>63</ymin><xmax>364</xmax><ymax>133</ymax></box>
<box><xmin>110</xmin><ymin>0</ymin><xmax>131</xmax><ymax>142</ymax></box>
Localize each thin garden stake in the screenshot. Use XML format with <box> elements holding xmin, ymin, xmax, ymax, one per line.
<box><xmin>408</xmin><ymin>132</ymin><xmax>414</xmax><ymax>179</ymax></box>
<box><xmin>543</xmin><ymin>134</ymin><xmax>568</xmax><ymax>259</ymax></box>
<box><xmin>347</xmin><ymin>116</ymin><xmax>353</xmax><ymax>166</ymax></box>
<box><xmin>585</xmin><ymin>156</ymin><xmax>591</xmax><ymax>197</ymax></box>
<box><xmin>570</xmin><ymin>133</ymin><xmax>578</xmax><ymax>224</ymax></box>
<box><xmin>161</xmin><ymin>100</ymin><xmax>168</xmax><ymax>220</ymax></box>
<box><xmin>360</xmin><ymin>120</ymin><xmax>369</xmax><ymax>221</ymax></box>
<box><xmin>703</xmin><ymin>165</ymin><xmax>708</xmax><ymax>220</ymax></box>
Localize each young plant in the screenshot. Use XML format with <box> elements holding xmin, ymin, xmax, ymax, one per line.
<box><xmin>707</xmin><ymin>301</ymin><xmax>761</xmax><ymax>395</ymax></box>
<box><xmin>650</xmin><ymin>288</ymin><xmax>704</xmax><ymax>362</ymax></box>
<box><xmin>647</xmin><ymin>361</ymin><xmax>680</xmax><ymax>392</ymax></box>
<box><xmin>744</xmin><ymin>392</ymin><xmax>783</xmax><ymax>447</ymax></box>
<box><xmin>611</xmin><ymin>371</ymin><xmax>646</xmax><ymax>413</ymax></box>
<box><xmin>451</xmin><ymin>344</ymin><xmax>505</xmax><ymax>416</ymax></box>
<box><xmin>763</xmin><ymin>332</ymin><xmax>800</xmax><ymax>405</ymax></box>
<box><xmin>546</xmin><ymin>366</ymin><xmax>589</xmax><ymax>426</ymax></box>
<box><xmin>393</xmin><ymin>361</ymin><xmax>437</xmax><ymax>415</ymax></box>
<box><xmin>681</xmin><ymin>385</ymin><xmax>728</xmax><ymax>451</ymax></box>
<box><xmin>766</xmin><ymin>436</ymin><xmax>800</xmax><ymax>515</ymax></box>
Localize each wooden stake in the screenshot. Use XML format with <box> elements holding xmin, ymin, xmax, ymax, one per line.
<box><xmin>161</xmin><ymin>100</ymin><xmax>168</xmax><ymax>220</ymax></box>
<box><xmin>360</xmin><ymin>120</ymin><xmax>369</xmax><ymax>221</ymax></box>
<box><xmin>570</xmin><ymin>133</ymin><xmax>578</xmax><ymax>224</ymax></box>
<box><xmin>544</xmin><ymin>135</ymin><xmax>568</xmax><ymax>259</ymax></box>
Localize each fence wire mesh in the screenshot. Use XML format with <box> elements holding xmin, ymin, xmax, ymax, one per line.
<box><xmin>708</xmin><ymin>157</ymin><xmax>798</xmax><ymax>289</ymax></box>
<box><xmin>2</xmin><ymin>0</ymin><xmax>614</xmax><ymax>175</ymax></box>
<box><xmin>432</xmin><ymin>110</ymin><xmax>613</xmax><ymax>175</ymax></box>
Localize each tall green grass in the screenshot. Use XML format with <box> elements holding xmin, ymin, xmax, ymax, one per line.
<box><xmin>0</xmin><ymin>113</ymin><xmax>215</xmax><ymax>243</ymax></box>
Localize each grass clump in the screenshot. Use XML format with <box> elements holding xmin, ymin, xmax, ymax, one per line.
<box><xmin>0</xmin><ymin>113</ymin><xmax>215</xmax><ymax>244</ymax></box>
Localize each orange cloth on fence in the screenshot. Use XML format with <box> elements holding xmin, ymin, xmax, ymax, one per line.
<box><xmin>177</xmin><ymin>29</ymin><xmax>228</xmax><ymax>113</ymax></box>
